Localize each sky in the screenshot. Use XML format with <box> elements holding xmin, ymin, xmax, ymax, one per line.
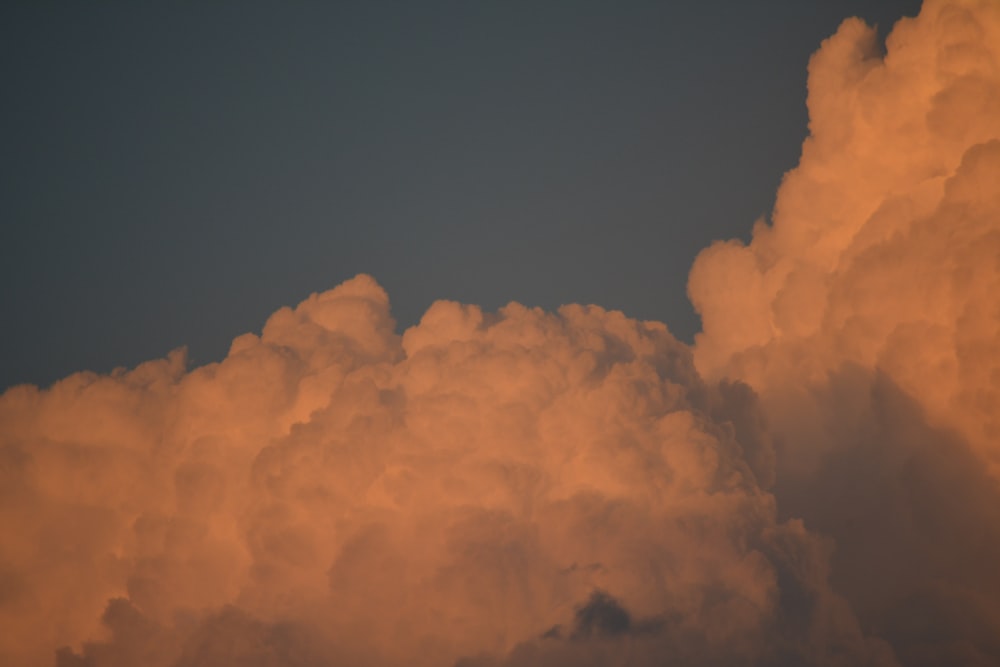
<box><xmin>5</xmin><ymin>1</ymin><xmax>1000</xmax><ymax>667</ymax></box>
<box><xmin>1</xmin><ymin>0</ymin><xmax>920</xmax><ymax>391</ymax></box>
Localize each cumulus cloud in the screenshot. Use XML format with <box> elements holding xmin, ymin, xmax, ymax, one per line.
<box><xmin>690</xmin><ymin>0</ymin><xmax>1000</xmax><ymax>663</ymax></box>
<box><xmin>0</xmin><ymin>275</ymin><xmax>891</xmax><ymax>666</ymax></box>
<box><xmin>690</xmin><ymin>0</ymin><xmax>1000</xmax><ymax>462</ymax></box>
<box><xmin>3</xmin><ymin>1</ymin><xmax>999</xmax><ymax>665</ymax></box>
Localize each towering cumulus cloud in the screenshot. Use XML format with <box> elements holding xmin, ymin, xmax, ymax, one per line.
<box><xmin>690</xmin><ymin>0</ymin><xmax>1000</xmax><ymax>664</ymax></box>
<box><xmin>1</xmin><ymin>1</ymin><xmax>998</xmax><ymax>665</ymax></box>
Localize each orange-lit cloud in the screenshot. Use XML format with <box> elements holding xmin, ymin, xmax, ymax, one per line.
<box><xmin>3</xmin><ymin>0</ymin><xmax>999</xmax><ymax>665</ymax></box>
<box><xmin>690</xmin><ymin>0</ymin><xmax>1000</xmax><ymax>663</ymax></box>
<box><xmin>0</xmin><ymin>277</ymin><xmax>891</xmax><ymax>666</ymax></box>
<box><xmin>690</xmin><ymin>0</ymin><xmax>1000</xmax><ymax>469</ymax></box>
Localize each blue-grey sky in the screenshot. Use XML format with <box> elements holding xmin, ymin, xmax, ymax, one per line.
<box><xmin>1</xmin><ymin>1</ymin><xmax>920</xmax><ymax>390</ymax></box>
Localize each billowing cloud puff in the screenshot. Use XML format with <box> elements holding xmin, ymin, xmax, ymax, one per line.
<box><xmin>690</xmin><ymin>0</ymin><xmax>1000</xmax><ymax>663</ymax></box>
<box><xmin>690</xmin><ymin>0</ymin><xmax>1000</xmax><ymax>469</ymax></box>
<box><xmin>0</xmin><ymin>276</ymin><xmax>890</xmax><ymax>666</ymax></box>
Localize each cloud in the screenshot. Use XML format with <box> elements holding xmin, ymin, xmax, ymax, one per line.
<box><xmin>0</xmin><ymin>275</ymin><xmax>891</xmax><ymax>666</ymax></box>
<box><xmin>690</xmin><ymin>0</ymin><xmax>1000</xmax><ymax>662</ymax></box>
<box><xmin>689</xmin><ymin>0</ymin><xmax>1000</xmax><ymax>462</ymax></box>
<box><xmin>3</xmin><ymin>1</ymin><xmax>1000</xmax><ymax>665</ymax></box>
